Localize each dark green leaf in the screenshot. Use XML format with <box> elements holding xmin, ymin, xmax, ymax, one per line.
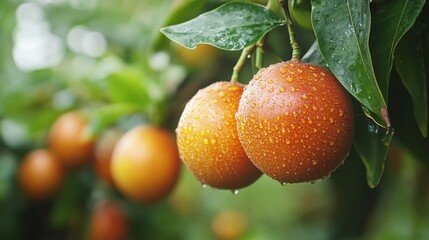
<box><xmin>160</xmin><ymin>2</ymin><xmax>284</xmax><ymax>50</ymax></box>
<box><xmin>301</xmin><ymin>41</ymin><xmax>327</xmax><ymax>67</ymax></box>
<box><xmin>370</xmin><ymin>0</ymin><xmax>426</xmax><ymax>98</ymax></box>
<box><xmin>152</xmin><ymin>0</ymin><xmax>209</xmax><ymax>50</ymax></box>
<box><xmin>354</xmin><ymin>107</ymin><xmax>394</xmax><ymax>188</ymax></box>
<box><xmin>311</xmin><ymin>0</ymin><xmax>388</xmax><ymax>127</ymax></box>
<box><xmin>395</xmin><ymin>23</ymin><xmax>428</xmax><ymax>137</ymax></box>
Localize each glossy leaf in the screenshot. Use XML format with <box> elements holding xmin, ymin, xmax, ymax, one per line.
<box><xmin>354</xmin><ymin>106</ymin><xmax>394</xmax><ymax>188</ymax></box>
<box><xmin>370</xmin><ymin>0</ymin><xmax>426</xmax><ymax>98</ymax></box>
<box><xmin>311</xmin><ymin>0</ymin><xmax>388</xmax><ymax>127</ymax></box>
<box><xmin>394</xmin><ymin>23</ymin><xmax>428</xmax><ymax>137</ymax></box>
<box><xmin>301</xmin><ymin>41</ymin><xmax>327</xmax><ymax>67</ymax></box>
<box><xmin>160</xmin><ymin>2</ymin><xmax>284</xmax><ymax>50</ymax></box>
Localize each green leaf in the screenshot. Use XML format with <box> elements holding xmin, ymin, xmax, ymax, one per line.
<box><xmin>395</xmin><ymin>23</ymin><xmax>428</xmax><ymax>137</ymax></box>
<box><xmin>301</xmin><ymin>41</ymin><xmax>327</xmax><ymax>67</ymax></box>
<box><xmin>370</xmin><ymin>0</ymin><xmax>426</xmax><ymax>98</ymax></box>
<box><xmin>160</xmin><ymin>2</ymin><xmax>284</xmax><ymax>50</ymax></box>
<box><xmin>354</xmin><ymin>107</ymin><xmax>394</xmax><ymax>188</ymax></box>
<box><xmin>107</xmin><ymin>67</ymin><xmax>149</xmax><ymax>105</ymax></box>
<box><xmin>152</xmin><ymin>0</ymin><xmax>209</xmax><ymax>50</ymax></box>
<box><xmin>87</xmin><ymin>103</ymin><xmax>140</xmax><ymax>137</ymax></box>
<box><xmin>311</xmin><ymin>0</ymin><xmax>388</xmax><ymax>127</ymax></box>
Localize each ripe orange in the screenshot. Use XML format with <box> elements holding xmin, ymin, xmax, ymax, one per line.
<box><xmin>176</xmin><ymin>81</ymin><xmax>262</xmax><ymax>190</ymax></box>
<box><xmin>94</xmin><ymin>129</ymin><xmax>123</xmax><ymax>186</ymax></box>
<box><xmin>236</xmin><ymin>60</ymin><xmax>354</xmax><ymax>183</ymax></box>
<box><xmin>87</xmin><ymin>201</ymin><xmax>128</xmax><ymax>240</ymax></box>
<box><xmin>18</xmin><ymin>149</ymin><xmax>64</xmax><ymax>200</ymax></box>
<box><xmin>48</xmin><ymin>111</ymin><xmax>94</xmax><ymax>168</ymax></box>
<box><xmin>111</xmin><ymin>125</ymin><xmax>180</xmax><ymax>204</ymax></box>
<box><xmin>211</xmin><ymin>210</ymin><xmax>248</xmax><ymax>240</ymax></box>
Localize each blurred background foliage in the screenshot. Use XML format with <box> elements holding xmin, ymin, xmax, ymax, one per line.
<box><xmin>0</xmin><ymin>0</ymin><xmax>428</xmax><ymax>239</ymax></box>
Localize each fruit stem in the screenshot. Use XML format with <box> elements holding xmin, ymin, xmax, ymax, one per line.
<box><xmin>255</xmin><ymin>36</ymin><xmax>267</xmax><ymax>69</ymax></box>
<box><xmin>231</xmin><ymin>45</ymin><xmax>256</xmax><ymax>82</ymax></box>
<box><xmin>280</xmin><ymin>0</ymin><xmax>301</xmax><ymax>60</ymax></box>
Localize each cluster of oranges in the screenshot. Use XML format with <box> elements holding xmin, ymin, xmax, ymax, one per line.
<box><xmin>176</xmin><ymin>59</ymin><xmax>355</xmax><ymax>190</ymax></box>
<box><xmin>18</xmin><ymin>111</ymin><xmax>180</xmax><ymax>203</ymax></box>
<box><xmin>17</xmin><ymin>111</ymin><xmax>181</xmax><ymax>239</ymax></box>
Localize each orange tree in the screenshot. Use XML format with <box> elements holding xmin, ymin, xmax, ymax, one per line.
<box><xmin>0</xmin><ymin>0</ymin><xmax>428</xmax><ymax>239</ymax></box>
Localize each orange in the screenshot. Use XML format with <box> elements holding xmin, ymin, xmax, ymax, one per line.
<box><xmin>18</xmin><ymin>149</ymin><xmax>64</xmax><ymax>200</ymax></box>
<box><xmin>94</xmin><ymin>129</ymin><xmax>122</xmax><ymax>186</ymax></box>
<box><xmin>111</xmin><ymin>125</ymin><xmax>180</xmax><ymax>204</ymax></box>
<box><xmin>236</xmin><ymin>60</ymin><xmax>354</xmax><ymax>183</ymax></box>
<box><xmin>176</xmin><ymin>81</ymin><xmax>261</xmax><ymax>190</ymax></box>
<box><xmin>48</xmin><ymin>111</ymin><xmax>94</xmax><ymax>168</ymax></box>
<box><xmin>87</xmin><ymin>201</ymin><xmax>128</xmax><ymax>240</ymax></box>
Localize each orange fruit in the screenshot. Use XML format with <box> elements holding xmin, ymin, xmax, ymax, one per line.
<box><xmin>176</xmin><ymin>81</ymin><xmax>262</xmax><ymax>190</ymax></box>
<box><xmin>87</xmin><ymin>201</ymin><xmax>128</xmax><ymax>240</ymax></box>
<box><xmin>211</xmin><ymin>210</ymin><xmax>248</xmax><ymax>240</ymax></box>
<box><xmin>48</xmin><ymin>111</ymin><xmax>94</xmax><ymax>168</ymax></box>
<box><xmin>111</xmin><ymin>125</ymin><xmax>180</xmax><ymax>204</ymax></box>
<box><xmin>18</xmin><ymin>149</ymin><xmax>64</xmax><ymax>200</ymax></box>
<box><xmin>94</xmin><ymin>129</ymin><xmax>123</xmax><ymax>186</ymax></box>
<box><xmin>236</xmin><ymin>60</ymin><xmax>354</xmax><ymax>183</ymax></box>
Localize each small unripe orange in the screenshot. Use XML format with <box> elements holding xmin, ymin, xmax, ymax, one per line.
<box><xmin>111</xmin><ymin>125</ymin><xmax>180</xmax><ymax>204</ymax></box>
<box><xmin>236</xmin><ymin>60</ymin><xmax>354</xmax><ymax>184</ymax></box>
<box><xmin>48</xmin><ymin>111</ymin><xmax>94</xmax><ymax>168</ymax></box>
<box><xmin>18</xmin><ymin>149</ymin><xmax>64</xmax><ymax>200</ymax></box>
<box><xmin>176</xmin><ymin>81</ymin><xmax>262</xmax><ymax>190</ymax></box>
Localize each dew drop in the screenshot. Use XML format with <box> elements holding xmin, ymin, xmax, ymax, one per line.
<box><xmin>202</xmin><ymin>183</ymin><xmax>208</xmax><ymax>188</ymax></box>
<box><xmin>232</xmin><ymin>189</ymin><xmax>239</xmax><ymax>195</ymax></box>
<box><xmin>281</xmin><ymin>182</ymin><xmax>288</xmax><ymax>186</ymax></box>
<box><xmin>309</xmin><ymin>180</ymin><xmax>316</xmax><ymax>184</ymax></box>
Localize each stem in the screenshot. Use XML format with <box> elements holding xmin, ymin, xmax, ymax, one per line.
<box><xmin>231</xmin><ymin>45</ymin><xmax>256</xmax><ymax>82</ymax></box>
<box><xmin>280</xmin><ymin>0</ymin><xmax>301</xmax><ymax>60</ymax></box>
<box><xmin>255</xmin><ymin>35</ymin><xmax>267</xmax><ymax>69</ymax></box>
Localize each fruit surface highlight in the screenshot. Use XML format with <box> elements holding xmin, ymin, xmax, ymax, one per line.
<box><xmin>111</xmin><ymin>125</ymin><xmax>180</xmax><ymax>204</ymax></box>
<box><xmin>236</xmin><ymin>60</ymin><xmax>354</xmax><ymax>183</ymax></box>
<box><xmin>176</xmin><ymin>81</ymin><xmax>262</xmax><ymax>190</ymax></box>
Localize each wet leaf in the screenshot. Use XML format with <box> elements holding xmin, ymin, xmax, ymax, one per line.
<box><xmin>354</xmin><ymin>106</ymin><xmax>394</xmax><ymax>188</ymax></box>
<box><xmin>160</xmin><ymin>2</ymin><xmax>284</xmax><ymax>51</ymax></box>
<box><xmin>301</xmin><ymin>41</ymin><xmax>327</xmax><ymax>67</ymax></box>
<box><xmin>395</xmin><ymin>23</ymin><xmax>428</xmax><ymax>137</ymax></box>
<box><xmin>311</xmin><ymin>0</ymin><xmax>388</xmax><ymax>127</ymax></box>
<box><xmin>370</xmin><ymin>0</ymin><xmax>426</xmax><ymax>98</ymax></box>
